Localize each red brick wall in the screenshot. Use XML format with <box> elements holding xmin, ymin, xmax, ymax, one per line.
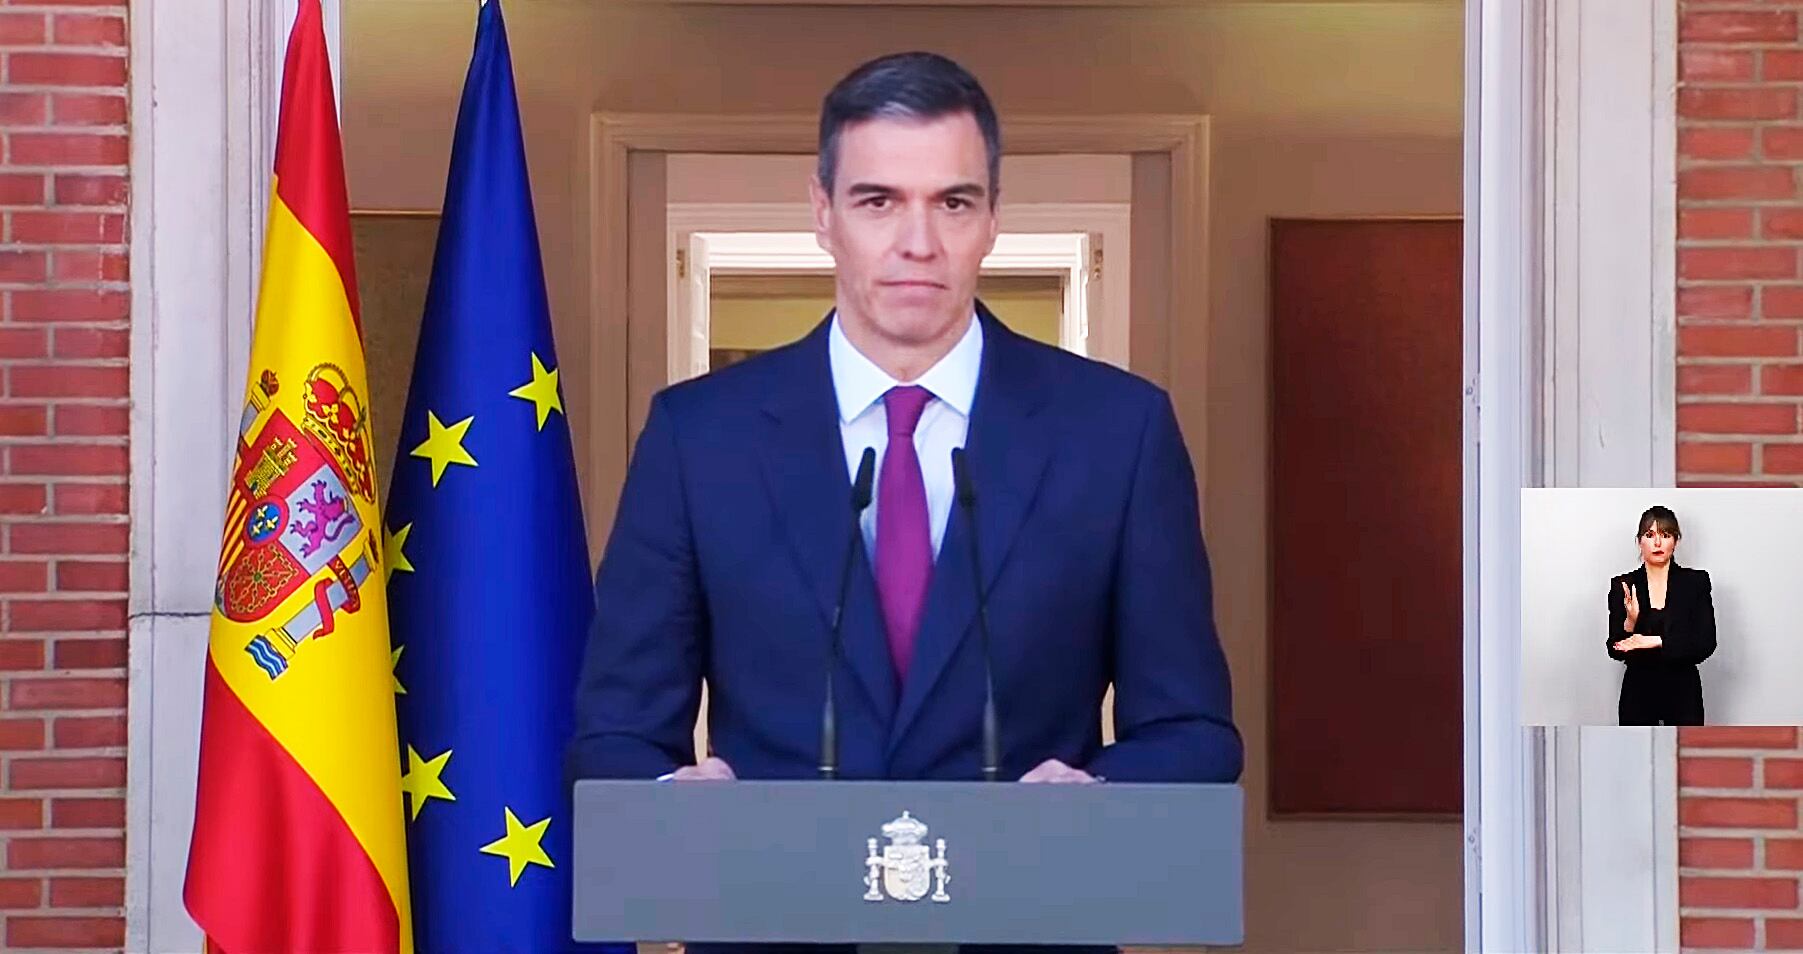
<box><xmin>1679</xmin><ymin>727</ymin><xmax>1803</xmax><ymax>952</ymax></box>
<box><xmin>1677</xmin><ymin>5</ymin><xmax>1803</xmax><ymax>950</ymax></box>
<box><xmin>1679</xmin><ymin>2</ymin><xmax>1803</xmax><ymax>486</ymax></box>
<box><xmin>0</xmin><ymin>1</ymin><xmax>129</xmax><ymax>950</ymax></box>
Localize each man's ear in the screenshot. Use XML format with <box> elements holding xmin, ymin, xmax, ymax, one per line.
<box><xmin>980</xmin><ymin>197</ymin><xmax>1000</xmax><ymax>258</ymax></box>
<box><xmin>809</xmin><ymin>175</ymin><xmax>833</xmax><ymax>254</ymax></box>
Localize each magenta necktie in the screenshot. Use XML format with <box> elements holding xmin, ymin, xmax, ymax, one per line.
<box><xmin>875</xmin><ymin>385</ymin><xmax>934</xmax><ymax>684</ymax></box>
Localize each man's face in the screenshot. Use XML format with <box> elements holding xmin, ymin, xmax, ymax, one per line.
<box><xmin>811</xmin><ymin>111</ymin><xmax>999</xmax><ymax>353</ymax></box>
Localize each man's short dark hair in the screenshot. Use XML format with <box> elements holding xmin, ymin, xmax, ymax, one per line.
<box><xmin>817</xmin><ymin>52</ymin><xmax>1002</xmax><ymax>205</ymax></box>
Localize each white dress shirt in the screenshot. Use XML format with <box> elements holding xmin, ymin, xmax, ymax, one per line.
<box><xmin>829</xmin><ymin>311</ymin><xmax>984</xmax><ymax>562</ymax></box>
<box><xmin>655</xmin><ymin>314</ymin><xmax>984</xmax><ymax>779</ymax></box>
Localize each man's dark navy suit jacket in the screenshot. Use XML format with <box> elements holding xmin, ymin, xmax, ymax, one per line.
<box><xmin>567</xmin><ymin>307</ymin><xmax>1242</xmax><ymax>949</ymax></box>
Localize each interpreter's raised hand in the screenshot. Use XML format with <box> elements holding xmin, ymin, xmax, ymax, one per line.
<box><xmin>670</xmin><ymin>756</ymin><xmax>737</xmax><ymax>781</ymax></box>
<box><xmin>1621</xmin><ymin>581</ymin><xmax>1640</xmax><ymax>632</ymax></box>
<box><xmin>1019</xmin><ymin>758</ymin><xmax>1099</xmax><ymax>784</ymax></box>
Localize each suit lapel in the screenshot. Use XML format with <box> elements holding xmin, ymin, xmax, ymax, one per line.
<box><xmin>889</xmin><ymin>309</ymin><xmax>1054</xmax><ymax>753</ymax></box>
<box><xmin>1664</xmin><ymin>563</ymin><xmax>1686</xmax><ymax>615</ymax></box>
<box><xmin>757</xmin><ymin>319</ymin><xmax>897</xmax><ymax>723</ymax></box>
<box><xmin>1632</xmin><ymin>566</ymin><xmax>1651</xmax><ymax>613</ymax></box>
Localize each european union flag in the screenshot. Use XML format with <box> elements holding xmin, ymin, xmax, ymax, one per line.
<box><xmin>384</xmin><ymin>2</ymin><xmax>630</xmax><ymax>950</ymax></box>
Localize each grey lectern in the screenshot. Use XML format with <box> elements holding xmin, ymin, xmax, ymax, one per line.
<box><xmin>571</xmin><ymin>780</ymin><xmax>1243</xmax><ymax>948</ymax></box>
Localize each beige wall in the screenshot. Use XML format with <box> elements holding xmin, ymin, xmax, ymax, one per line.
<box><xmin>343</xmin><ymin>3</ymin><xmax>1463</xmax><ymax>950</ymax></box>
<box><xmin>712</xmin><ymin>294</ymin><xmax>834</xmax><ymax>351</ymax></box>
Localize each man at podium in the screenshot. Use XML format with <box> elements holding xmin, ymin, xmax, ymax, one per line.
<box><xmin>568</xmin><ymin>52</ymin><xmax>1241</xmax><ymax>793</ymax></box>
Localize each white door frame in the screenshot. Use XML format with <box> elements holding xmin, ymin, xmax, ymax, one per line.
<box><xmin>670</xmin><ymin>228</ymin><xmax>1101</xmax><ymax>380</ymax></box>
<box><xmin>1466</xmin><ymin>0</ymin><xmax>1680</xmax><ymax>951</ymax></box>
<box><xmin>1538</xmin><ymin>1</ymin><xmax>1682</xmax><ymax>951</ymax></box>
<box><xmin>127</xmin><ymin>1</ymin><xmax>1680</xmax><ymax>951</ymax></box>
<box><xmin>1464</xmin><ymin>0</ymin><xmax>1543</xmax><ymax>940</ymax></box>
<box><xmin>664</xmin><ymin>200</ymin><xmax>1131</xmax><ymax>380</ymax></box>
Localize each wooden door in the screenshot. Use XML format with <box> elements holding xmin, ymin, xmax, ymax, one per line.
<box><xmin>1269</xmin><ymin>217</ymin><xmax>1463</xmax><ymax>816</ymax></box>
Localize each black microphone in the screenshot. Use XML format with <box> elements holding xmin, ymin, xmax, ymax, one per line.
<box><xmin>950</xmin><ymin>448</ymin><xmax>1001</xmax><ymax>783</ymax></box>
<box><xmin>822</xmin><ymin>447</ymin><xmax>877</xmax><ymax>780</ymax></box>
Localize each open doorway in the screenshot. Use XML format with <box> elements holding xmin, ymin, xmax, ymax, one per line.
<box><xmin>668</xmin><ymin>227</ymin><xmax>1114</xmax><ymax>380</ymax></box>
<box><xmin>658</xmin><ymin>153</ymin><xmax>1133</xmax><ymax>383</ymax></box>
<box><xmin>256</xmin><ymin>8</ymin><xmax>1466</xmax><ymax>954</ymax></box>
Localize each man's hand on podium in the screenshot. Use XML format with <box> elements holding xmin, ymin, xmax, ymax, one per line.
<box><xmin>658</xmin><ymin>757</ymin><xmax>1101</xmax><ymax>782</ymax></box>
<box><xmin>667</xmin><ymin>756</ymin><xmax>737</xmax><ymax>781</ymax></box>
<box><xmin>1018</xmin><ymin>758</ymin><xmax>1100</xmax><ymax>783</ymax></box>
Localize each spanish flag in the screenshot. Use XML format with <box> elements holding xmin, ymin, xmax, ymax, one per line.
<box><xmin>183</xmin><ymin>0</ymin><xmax>412</xmax><ymax>950</ymax></box>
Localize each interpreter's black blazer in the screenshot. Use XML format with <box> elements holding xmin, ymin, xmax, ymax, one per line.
<box><xmin>1606</xmin><ymin>563</ymin><xmax>1717</xmax><ymax>665</ymax></box>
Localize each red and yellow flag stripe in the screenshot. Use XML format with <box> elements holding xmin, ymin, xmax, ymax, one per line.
<box><xmin>184</xmin><ymin>1</ymin><xmax>411</xmax><ymax>950</ymax></box>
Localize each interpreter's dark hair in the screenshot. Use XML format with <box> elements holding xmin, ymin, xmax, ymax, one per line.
<box><xmin>817</xmin><ymin>52</ymin><xmax>1002</xmax><ymax>206</ymax></box>
<box><xmin>1637</xmin><ymin>505</ymin><xmax>1682</xmax><ymax>541</ymax></box>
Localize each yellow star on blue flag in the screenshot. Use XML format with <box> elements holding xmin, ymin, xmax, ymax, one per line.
<box><xmin>479</xmin><ymin>807</ymin><xmax>555</xmax><ymax>886</ymax></box>
<box><xmin>400</xmin><ymin>745</ymin><xmax>455</xmax><ymax>821</ymax></box>
<box><xmin>508</xmin><ymin>353</ymin><xmax>563</xmax><ymax>430</ymax></box>
<box><xmin>410</xmin><ymin>411</ymin><xmax>477</xmax><ymax>486</ymax></box>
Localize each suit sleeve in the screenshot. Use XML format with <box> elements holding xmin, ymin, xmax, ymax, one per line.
<box><xmin>1665</xmin><ymin>571</ymin><xmax>1718</xmax><ymax>665</ymax></box>
<box><xmin>1607</xmin><ymin>577</ymin><xmax>1629</xmax><ymax>661</ymax></box>
<box><xmin>566</xmin><ymin>393</ymin><xmax>705</xmax><ymax>782</ymax></box>
<box><xmin>1083</xmin><ymin>390</ymin><xmax>1244</xmax><ymax>784</ymax></box>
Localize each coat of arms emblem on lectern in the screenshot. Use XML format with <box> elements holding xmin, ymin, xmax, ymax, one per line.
<box><xmin>863</xmin><ymin>811</ymin><xmax>950</xmax><ymax>903</ymax></box>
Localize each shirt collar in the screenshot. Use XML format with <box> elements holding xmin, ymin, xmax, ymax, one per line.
<box><xmin>828</xmin><ymin>310</ymin><xmax>984</xmax><ymax>424</ymax></box>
